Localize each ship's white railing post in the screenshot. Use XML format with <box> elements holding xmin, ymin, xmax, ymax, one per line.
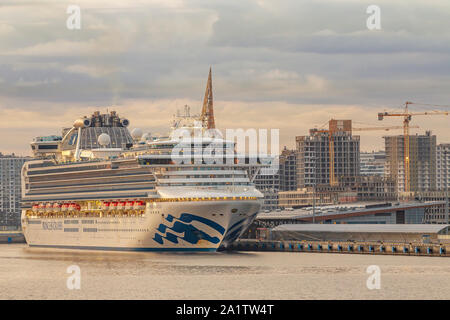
<box><xmin>74</xmin><ymin>127</ymin><xmax>82</xmax><ymax>161</ymax></box>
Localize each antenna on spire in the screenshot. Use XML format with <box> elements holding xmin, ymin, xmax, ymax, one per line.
<box><xmin>201</xmin><ymin>67</ymin><xmax>215</xmax><ymax>129</ymax></box>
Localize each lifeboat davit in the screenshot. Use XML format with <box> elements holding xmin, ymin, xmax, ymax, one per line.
<box><xmin>53</xmin><ymin>203</ymin><xmax>61</xmax><ymax>212</ymax></box>
<box><xmin>133</xmin><ymin>200</ymin><xmax>146</xmax><ymax>211</ymax></box>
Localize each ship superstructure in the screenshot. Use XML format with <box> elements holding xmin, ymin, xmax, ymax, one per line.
<box><xmin>21</xmin><ymin>70</ymin><xmax>263</xmax><ymax>251</ymax></box>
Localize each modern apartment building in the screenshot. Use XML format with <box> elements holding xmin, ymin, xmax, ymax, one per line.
<box><xmin>0</xmin><ymin>153</ymin><xmax>30</xmax><ymax>229</ymax></box>
<box><xmin>360</xmin><ymin>151</ymin><xmax>386</xmax><ymax>176</ymax></box>
<box><xmin>278</xmin><ymin>185</ymin><xmax>357</xmax><ymax>208</ymax></box>
<box><xmin>339</xmin><ymin>175</ymin><xmax>396</xmax><ymax>201</ymax></box>
<box><xmin>247</xmin><ymin>156</ymin><xmax>280</xmax><ymax>211</ymax></box>
<box><xmin>436</xmin><ymin>143</ymin><xmax>450</xmax><ymax>191</ymax></box>
<box><xmin>253</xmin><ymin>167</ymin><xmax>280</xmax><ymax>211</ymax></box>
<box><xmin>279</xmin><ymin>147</ymin><xmax>297</xmax><ymax>191</ymax></box>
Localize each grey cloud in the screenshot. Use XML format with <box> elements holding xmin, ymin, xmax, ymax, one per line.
<box><xmin>1</xmin><ymin>0</ymin><xmax>450</xmax><ymax>155</ymax></box>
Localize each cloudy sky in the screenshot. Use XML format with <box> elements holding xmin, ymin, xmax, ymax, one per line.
<box><xmin>1</xmin><ymin>0</ymin><xmax>450</xmax><ymax>155</ymax></box>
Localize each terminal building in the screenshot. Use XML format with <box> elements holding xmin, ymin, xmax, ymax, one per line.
<box><xmin>416</xmin><ymin>191</ymin><xmax>449</xmax><ymax>224</ymax></box>
<box><xmin>243</xmin><ymin>201</ymin><xmax>445</xmax><ymax>239</ymax></box>
<box><xmin>269</xmin><ymin>224</ymin><xmax>450</xmax><ymax>243</ymax></box>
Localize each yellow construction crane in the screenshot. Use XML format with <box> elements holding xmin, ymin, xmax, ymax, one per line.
<box><xmin>352</xmin><ymin>125</ymin><xmax>419</xmax><ymax>132</ymax></box>
<box><xmin>378</xmin><ymin>101</ymin><xmax>450</xmax><ymax>192</ymax></box>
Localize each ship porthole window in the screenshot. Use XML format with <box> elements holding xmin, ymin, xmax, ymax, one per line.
<box><xmin>231</xmin><ymin>208</ymin><xmax>238</xmax><ymax>213</ymax></box>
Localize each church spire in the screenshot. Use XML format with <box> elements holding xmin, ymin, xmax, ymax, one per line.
<box><xmin>201</xmin><ymin>67</ymin><xmax>215</xmax><ymax>129</ymax></box>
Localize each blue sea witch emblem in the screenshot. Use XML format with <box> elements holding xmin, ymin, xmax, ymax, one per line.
<box><xmin>153</xmin><ymin>213</ymin><xmax>225</xmax><ymax>245</ymax></box>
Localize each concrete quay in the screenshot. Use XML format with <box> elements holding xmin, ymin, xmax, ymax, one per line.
<box><xmin>0</xmin><ymin>232</ymin><xmax>25</xmax><ymax>244</ymax></box>
<box><xmin>227</xmin><ymin>239</ymin><xmax>450</xmax><ymax>257</ymax></box>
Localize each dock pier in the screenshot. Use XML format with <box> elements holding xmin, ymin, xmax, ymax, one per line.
<box><xmin>0</xmin><ymin>232</ymin><xmax>25</xmax><ymax>244</ymax></box>
<box><xmin>226</xmin><ymin>239</ymin><xmax>449</xmax><ymax>257</ymax></box>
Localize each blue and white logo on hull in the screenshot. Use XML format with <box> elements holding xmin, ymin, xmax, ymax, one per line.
<box><xmin>153</xmin><ymin>213</ymin><xmax>225</xmax><ymax>245</ymax></box>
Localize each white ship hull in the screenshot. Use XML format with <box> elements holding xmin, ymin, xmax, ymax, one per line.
<box><xmin>221</xmin><ymin>202</ymin><xmax>259</xmax><ymax>247</ymax></box>
<box><xmin>22</xmin><ymin>200</ymin><xmax>260</xmax><ymax>252</ymax></box>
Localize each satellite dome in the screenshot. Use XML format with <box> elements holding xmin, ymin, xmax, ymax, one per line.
<box><xmin>131</xmin><ymin>128</ymin><xmax>143</xmax><ymax>140</ymax></box>
<box><xmin>98</xmin><ymin>133</ymin><xmax>111</xmax><ymax>147</ymax></box>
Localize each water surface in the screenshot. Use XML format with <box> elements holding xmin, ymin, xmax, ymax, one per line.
<box><xmin>1</xmin><ymin>244</ymin><xmax>449</xmax><ymax>299</ymax></box>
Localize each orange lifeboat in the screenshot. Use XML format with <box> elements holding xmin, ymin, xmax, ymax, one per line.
<box><xmin>125</xmin><ymin>201</ymin><xmax>134</xmax><ymax>211</ymax></box>
<box><xmin>117</xmin><ymin>201</ymin><xmax>126</xmax><ymax>211</ymax></box>
<box><xmin>45</xmin><ymin>203</ymin><xmax>53</xmax><ymax>212</ymax></box>
<box><xmin>103</xmin><ymin>201</ymin><xmax>111</xmax><ymax>211</ymax></box>
<box><xmin>110</xmin><ymin>202</ymin><xmax>118</xmax><ymax>211</ymax></box>
<box><xmin>53</xmin><ymin>203</ymin><xmax>61</xmax><ymax>213</ymax></box>
<box><xmin>69</xmin><ymin>203</ymin><xmax>81</xmax><ymax>212</ymax></box>
<box><xmin>32</xmin><ymin>204</ymin><xmax>39</xmax><ymax>213</ymax></box>
<box><xmin>38</xmin><ymin>203</ymin><xmax>45</xmax><ymax>213</ymax></box>
<box><xmin>61</xmin><ymin>203</ymin><xmax>69</xmax><ymax>212</ymax></box>
<box><xmin>52</xmin><ymin>202</ymin><xmax>61</xmax><ymax>212</ymax></box>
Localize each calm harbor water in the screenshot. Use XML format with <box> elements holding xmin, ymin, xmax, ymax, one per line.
<box><xmin>1</xmin><ymin>243</ymin><xmax>450</xmax><ymax>299</ymax></box>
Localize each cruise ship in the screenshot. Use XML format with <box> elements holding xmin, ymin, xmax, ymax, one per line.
<box><xmin>20</xmin><ymin>70</ymin><xmax>264</xmax><ymax>251</ymax></box>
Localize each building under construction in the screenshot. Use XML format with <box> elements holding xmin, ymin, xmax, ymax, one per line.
<box><xmin>436</xmin><ymin>143</ymin><xmax>450</xmax><ymax>191</ymax></box>
<box><xmin>279</xmin><ymin>147</ymin><xmax>297</xmax><ymax>191</ymax></box>
<box><xmin>296</xmin><ymin>120</ymin><xmax>360</xmax><ymax>188</ymax></box>
<box><xmin>384</xmin><ymin>131</ymin><xmax>436</xmax><ymax>193</ymax></box>
<box><xmin>378</xmin><ymin>101</ymin><xmax>449</xmax><ymax>193</ymax></box>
